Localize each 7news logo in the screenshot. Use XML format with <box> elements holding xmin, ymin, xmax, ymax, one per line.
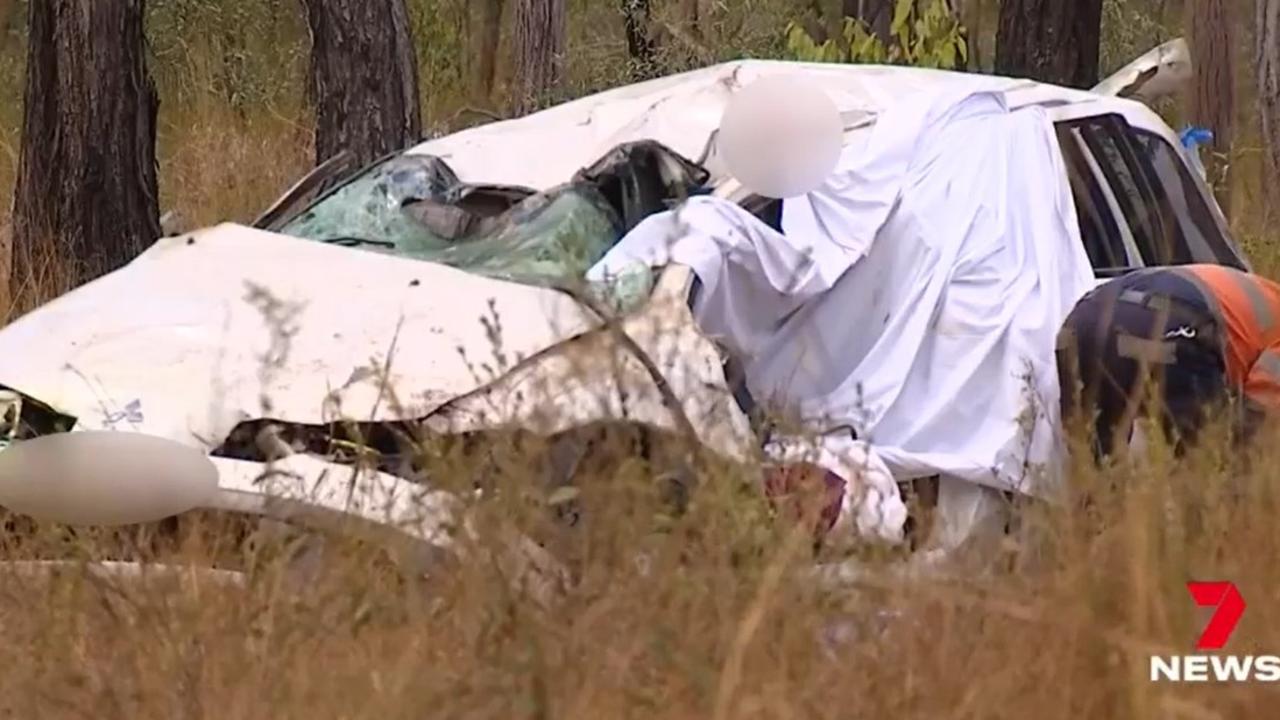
<box><xmin>1150</xmin><ymin>581</ymin><xmax>1280</xmax><ymax>682</ymax></box>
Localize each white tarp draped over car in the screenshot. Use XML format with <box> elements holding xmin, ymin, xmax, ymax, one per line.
<box><xmin>406</xmin><ymin>60</ymin><xmax>1097</xmax><ymax>193</ymax></box>
<box><xmin>590</xmin><ymin>89</ymin><xmax>1097</xmax><ymax>508</ymax></box>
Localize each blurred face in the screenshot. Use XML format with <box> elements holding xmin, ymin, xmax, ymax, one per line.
<box><xmin>718</xmin><ymin>75</ymin><xmax>843</xmax><ymax>199</ymax></box>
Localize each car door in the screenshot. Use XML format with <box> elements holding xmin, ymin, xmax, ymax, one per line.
<box><xmin>1052</xmin><ymin>112</ymin><xmax>1249</xmax><ymax>278</ymax></box>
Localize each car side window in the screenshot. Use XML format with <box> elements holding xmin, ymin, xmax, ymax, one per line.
<box><xmin>1059</xmin><ymin>113</ymin><xmax>1245</xmax><ymax>271</ymax></box>
<box><xmin>1129</xmin><ymin>130</ymin><xmax>1246</xmax><ymax>270</ymax></box>
<box><xmin>1071</xmin><ymin>115</ymin><xmax>1191</xmax><ymax>266</ymax></box>
<box><xmin>1053</xmin><ymin>124</ymin><xmax>1132</xmax><ymax>271</ymax></box>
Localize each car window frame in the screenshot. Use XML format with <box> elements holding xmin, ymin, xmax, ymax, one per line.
<box><xmin>1052</xmin><ymin>122</ymin><xmax>1143</xmax><ymax>273</ymax></box>
<box><xmin>1069</xmin><ymin>127</ymin><xmax>1145</xmax><ymax>265</ymax></box>
<box><xmin>1072</xmin><ymin>115</ymin><xmax>1181</xmax><ymax>265</ymax></box>
<box><xmin>1127</xmin><ymin>127</ymin><xmax>1249</xmax><ymax>270</ymax></box>
<box><xmin>254</xmin><ymin>149</ymin><xmax>405</xmax><ymax>233</ymax></box>
<box><xmin>1055</xmin><ymin>111</ymin><xmax>1249</xmax><ymax>273</ymax></box>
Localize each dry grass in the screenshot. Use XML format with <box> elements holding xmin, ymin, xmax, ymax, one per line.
<box><xmin>1</xmin><ymin>5</ymin><xmax>1280</xmax><ymax>717</ymax></box>
<box><xmin>156</xmin><ymin>103</ymin><xmax>312</xmax><ymax>233</ymax></box>
<box><xmin>0</xmin><ymin>413</ymin><xmax>1277</xmax><ymax>718</ymax></box>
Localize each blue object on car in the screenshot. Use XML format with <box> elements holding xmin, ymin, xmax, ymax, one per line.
<box><xmin>1180</xmin><ymin>126</ymin><xmax>1214</xmax><ymax>150</ymax></box>
<box><xmin>1179</xmin><ymin>127</ymin><xmax>1213</xmax><ymax>181</ymax></box>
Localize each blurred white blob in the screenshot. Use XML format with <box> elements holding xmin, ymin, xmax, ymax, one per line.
<box><xmin>717</xmin><ymin>74</ymin><xmax>843</xmax><ymax>199</ymax></box>
<box><xmin>0</xmin><ymin>432</ymin><xmax>218</xmax><ymax>526</ymax></box>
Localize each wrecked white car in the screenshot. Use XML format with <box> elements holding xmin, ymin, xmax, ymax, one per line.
<box><xmin>0</xmin><ymin>53</ymin><xmax>1251</xmax><ymax>583</ymax></box>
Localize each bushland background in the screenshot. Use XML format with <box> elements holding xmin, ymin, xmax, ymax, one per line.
<box><xmin>2</xmin><ymin>0</ymin><xmax>1278</xmax><ymax>302</ymax></box>
<box><xmin>1</xmin><ymin>1</ymin><xmax>1279</xmax><ymax>718</ymax></box>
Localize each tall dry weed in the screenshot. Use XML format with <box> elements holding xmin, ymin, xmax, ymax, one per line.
<box><xmin>0</xmin><ymin>399</ymin><xmax>1276</xmax><ymax>718</ymax></box>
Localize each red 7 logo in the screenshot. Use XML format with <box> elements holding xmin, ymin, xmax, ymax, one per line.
<box><xmin>1187</xmin><ymin>581</ymin><xmax>1246</xmax><ymax>650</ymax></box>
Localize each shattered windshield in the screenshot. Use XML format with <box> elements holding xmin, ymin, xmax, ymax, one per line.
<box><xmin>274</xmin><ymin>141</ymin><xmax>712</xmax><ymax>298</ymax></box>
<box><xmin>277</xmin><ymin>154</ymin><xmax>622</xmax><ymax>287</ymax></box>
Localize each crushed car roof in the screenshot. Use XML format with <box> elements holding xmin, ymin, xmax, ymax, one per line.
<box><xmin>409</xmin><ymin>59</ymin><xmax>1128</xmax><ymax>191</ymax></box>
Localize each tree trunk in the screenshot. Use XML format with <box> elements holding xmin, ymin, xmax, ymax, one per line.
<box><xmin>1185</xmin><ymin>0</ymin><xmax>1235</xmax><ymax>213</ymax></box>
<box><xmin>994</xmin><ymin>0</ymin><xmax>1103</xmax><ymax>88</ymax></box>
<box><xmin>511</xmin><ymin>0</ymin><xmax>566</xmax><ymax>115</ymax></box>
<box><xmin>800</xmin><ymin>0</ymin><xmax>830</xmax><ymax>43</ymax></box>
<box><xmin>621</xmin><ymin>0</ymin><xmax>657</xmax><ymax>79</ymax></box>
<box><xmin>9</xmin><ymin>0</ymin><xmax>160</xmax><ymax>307</ymax></box>
<box><xmin>1259</xmin><ymin>0</ymin><xmax>1280</xmax><ymax>211</ymax></box>
<box><xmin>948</xmin><ymin>0</ymin><xmax>970</xmax><ymax>70</ymax></box>
<box><xmin>300</xmin><ymin>0</ymin><xmax>422</xmax><ymax>168</ymax></box>
<box><xmin>474</xmin><ymin>0</ymin><xmax>506</xmax><ymax>101</ymax></box>
<box><xmin>843</xmin><ymin>0</ymin><xmax>895</xmax><ymax>42</ymax></box>
<box><xmin>963</xmin><ymin>0</ymin><xmax>984</xmax><ymax>69</ymax></box>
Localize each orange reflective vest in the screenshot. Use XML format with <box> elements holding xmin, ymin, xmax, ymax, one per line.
<box><xmin>1174</xmin><ymin>264</ymin><xmax>1280</xmax><ymax>410</ymax></box>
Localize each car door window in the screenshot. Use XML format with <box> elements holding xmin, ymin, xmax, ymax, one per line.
<box><xmin>1059</xmin><ymin>114</ymin><xmax>1245</xmax><ymax>270</ymax></box>
<box><xmin>1073</xmin><ymin>115</ymin><xmax>1189</xmax><ymax>266</ymax></box>
<box><xmin>1054</xmin><ymin>124</ymin><xmax>1134</xmax><ymax>272</ymax></box>
<box><xmin>1129</xmin><ymin>130</ymin><xmax>1246</xmax><ymax>269</ymax></box>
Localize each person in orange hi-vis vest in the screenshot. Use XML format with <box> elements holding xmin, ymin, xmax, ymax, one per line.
<box><xmin>1055</xmin><ymin>264</ymin><xmax>1280</xmax><ymax>459</ymax></box>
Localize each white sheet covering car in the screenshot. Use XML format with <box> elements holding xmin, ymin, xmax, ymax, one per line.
<box><xmin>592</xmin><ymin>88</ymin><xmax>1096</xmax><ymax>503</ymax></box>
